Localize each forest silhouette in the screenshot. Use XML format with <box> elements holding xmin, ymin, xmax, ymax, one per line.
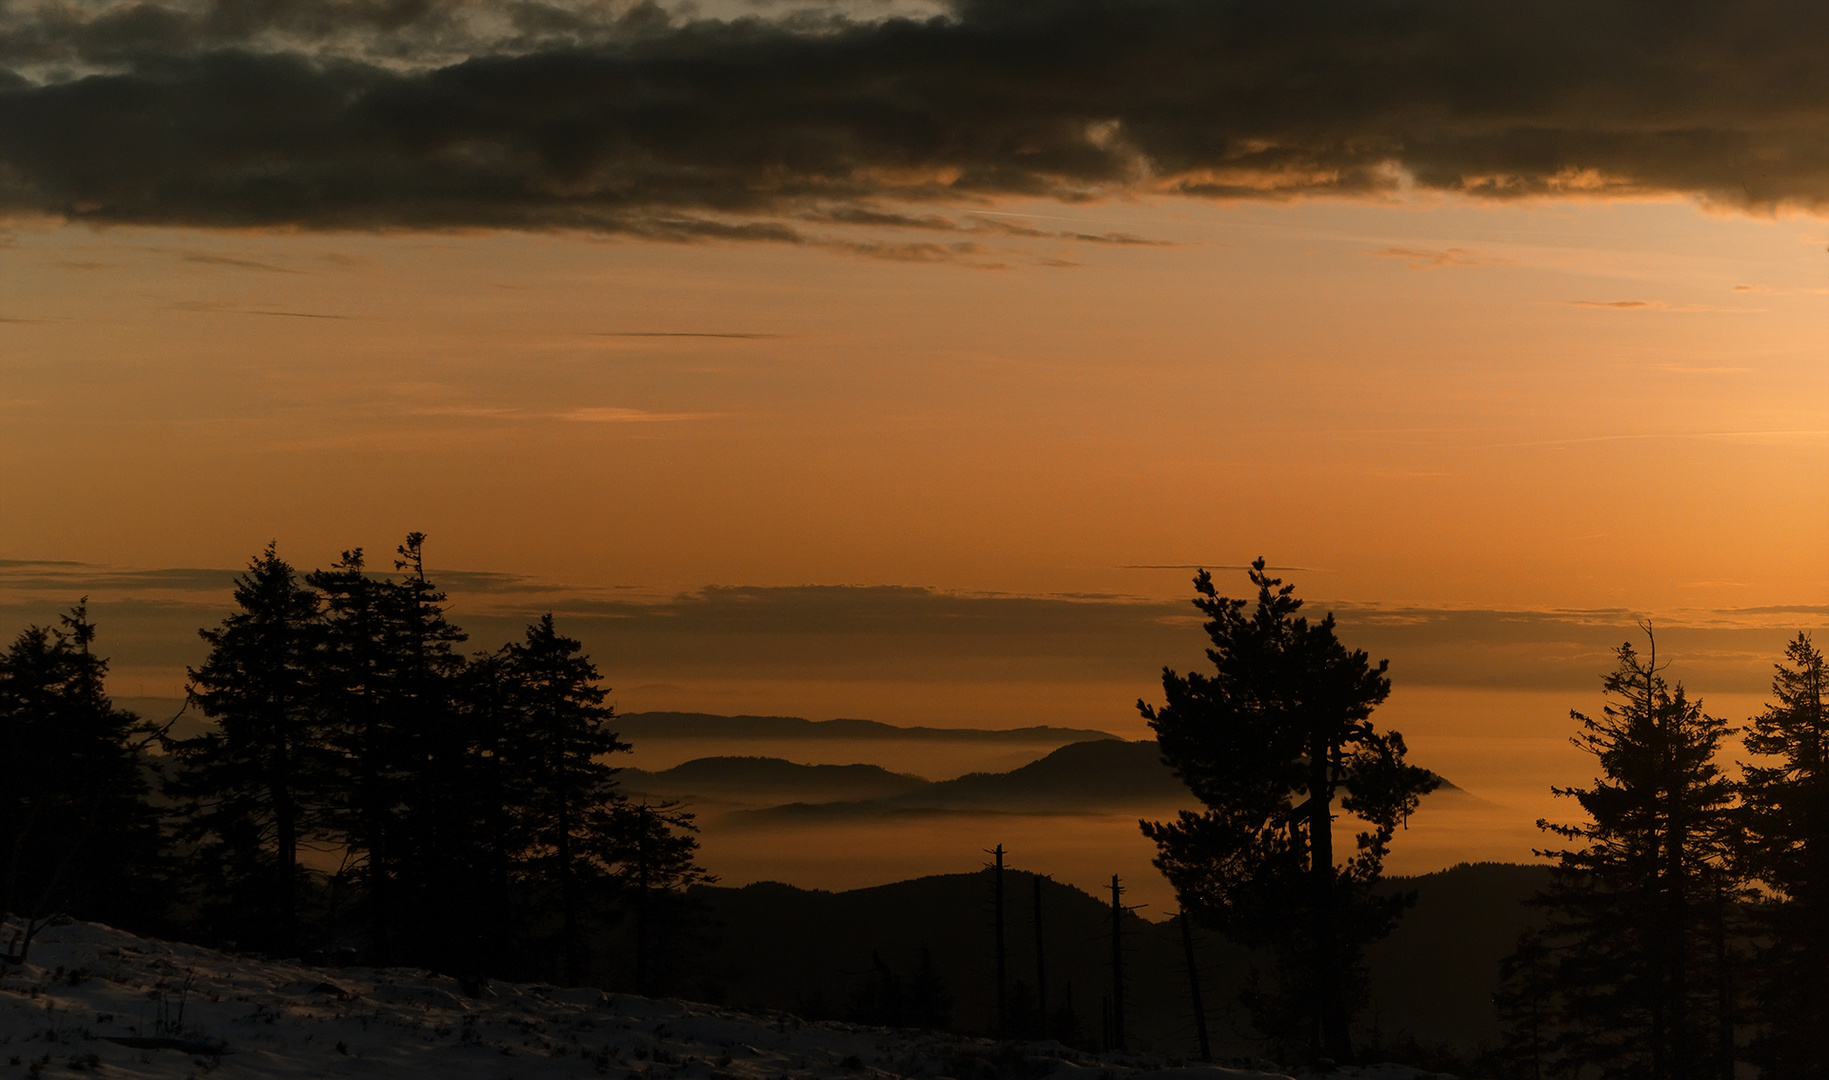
<box><xmin>3</xmin><ymin>545</ymin><xmax>1826</xmax><ymax>1080</ymax></box>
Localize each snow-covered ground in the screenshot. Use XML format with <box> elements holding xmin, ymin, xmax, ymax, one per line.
<box><xmin>0</xmin><ymin>919</ymin><xmax>1451</xmax><ymax>1080</ymax></box>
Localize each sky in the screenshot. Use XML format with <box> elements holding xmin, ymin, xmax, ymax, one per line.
<box><xmin>5</xmin><ymin>0</ymin><xmax>1829</xmax><ymax>875</ymax></box>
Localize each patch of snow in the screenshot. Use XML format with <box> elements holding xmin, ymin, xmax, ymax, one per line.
<box><xmin>0</xmin><ymin>919</ymin><xmax>1461</xmax><ymax>1080</ymax></box>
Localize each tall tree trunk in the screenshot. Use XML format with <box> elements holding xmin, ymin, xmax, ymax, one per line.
<box><xmin>556</xmin><ymin>716</ymin><xmax>581</xmax><ymax>986</ymax></box>
<box><xmin>1181</xmin><ymin>911</ymin><xmax>1212</xmax><ymax>1062</ymax></box>
<box><xmin>270</xmin><ymin>691</ymin><xmax>298</xmax><ymax>956</ymax></box>
<box><xmin>1308</xmin><ymin>725</ymin><xmax>1350</xmax><ymax>1063</ymax></box>
<box><xmin>634</xmin><ymin>831</ymin><xmax>650</xmax><ymax>995</ymax></box>
<box><xmin>1713</xmin><ymin>885</ymin><xmax>1733</xmax><ymax>1080</ymax></box>
<box><xmin>1033</xmin><ymin>875</ymin><xmax>1047</xmax><ymax>1022</ymax></box>
<box><xmin>1109</xmin><ymin>875</ymin><xmax>1126</xmax><ymax>1052</ymax></box>
<box><xmin>993</xmin><ymin>845</ymin><xmax>1006</xmax><ymax>1036</ymax></box>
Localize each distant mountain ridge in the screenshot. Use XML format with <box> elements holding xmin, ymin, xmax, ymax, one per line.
<box><xmin>632</xmin><ymin>738</ymin><xmax>1468</xmax><ymax>819</ymax></box>
<box><xmin>621</xmin><ymin>757</ymin><xmax>930</xmax><ymax>804</ymax></box>
<box><xmin>614</xmin><ymin>711</ymin><xmax>1120</xmax><ymax>744</ymax></box>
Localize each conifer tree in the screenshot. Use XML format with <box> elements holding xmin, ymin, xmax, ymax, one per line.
<box><xmin>452</xmin><ymin>646</ymin><xmax>524</xmax><ymax>977</ymax></box>
<box><xmin>615</xmin><ymin>798</ymin><xmax>712</xmax><ymax>994</ymax></box>
<box><xmin>1141</xmin><ymin>559</ymin><xmax>1437</xmax><ymax>1063</ymax></box>
<box><xmin>1</xmin><ymin>603</ymin><xmax>168</xmax><ymax>949</ymax></box>
<box><xmin>499</xmin><ymin>614</ymin><xmax>632</xmax><ymax>985</ymax></box>
<box><xmin>306</xmin><ymin>546</ymin><xmax>402</xmax><ymax>960</ymax></box>
<box><xmin>1524</xmin><ymin>631</ymin><xmax>1741</xmax><ymax>1080</ymax></box>
<box><xmin>381</xmin><ymin>533</ymin><xmax>472</xmax><ymax>969</ymax></box>
<box><xmin>1494</xmin><ymin>928</ymin><xmax>1555</xmax><ymax>1080</ymax></box>
<box><xmin>1740</xmin><ymin>632</ymin><xmax>1829</xmax><ymax>1077</ymax></box>
<box><xmin>167</xmin><ymin>548</ymin><xmax>324</xmax><ymax>953</ymax></box>
<box><xmin>307</xmin><ymin>535</ymin><xmax>473</xmax><ymax>968</ymax></box>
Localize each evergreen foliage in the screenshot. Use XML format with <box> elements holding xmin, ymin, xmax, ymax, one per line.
<box><xmin>1140</xmin><ymin>559</ymin><xmax>1437</xmax><ymax>1063</ymax></box>
<box><xmin>166</xmin><ymin>545</ymin><xmax>324</xmax><ymax>954</ymax></box>
<box><xmin>378</xmin><ymin>534</ymin><xmax>472</xmax><ymax>971</ymax></box>
<box><xmin>1740</xmin><ymin>632</ymin><xmax>1829</xmax><ymax>1078</ymax></box>
<box><xmin>306</xmin><ymin>546</ymin><xmax>406</xmax><ymax>961</ymax></box>
<box><xmin>124</xmin><ymin>535</ymin><xmax>707</xmax><ymax>986</ymax></box>
<box><xmin>28</xmin><ymin>544</ymin><xmax>1829</xmax><ymax>1076</ymax></box>
<box><xmin>0</xmin><ymin>603</ymin><xmax>169</xmax><ymax>944</ymax></box>
<box><xmin>1521</xmin><ymin>631</ymin><xmax>1742</xmax><ymax>1080</ymax></box>
<box><xmin>615</xmin><ymin>798</ymin><xmax>714</xmax><ymax>993</ymax></box>
<box><xmin>1493</xmin><ymin>928</ymin><xmax>1554</xmax><ymax>1080</ymax></box>
<box><xmin>496</xmin><ymin>613</ymin><xmax>631</xmax><ymax>985</ymax></box>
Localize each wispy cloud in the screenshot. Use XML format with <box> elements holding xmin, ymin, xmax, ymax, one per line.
<box><xmin>1491</xmin><ymin>429</ymin><xmax>1829</xmax><ymax>449</ymax></box>
<box><xmin>171</xmin><ymin>300</ymin><xmax>349</xmax><ymax>319</ymax></box>
<box><xmin>1372</xmin><ymin>246</ymin><xmax>1502</xmax><ymax>269</ymax></box>
<box><xmin>0</xmin><ymin>561</ymin><xmax>240</xmax><ymax>593</ymax></box>
<box><xmin>1567</xmin><ymin>300</ymin><xmax>1758</xmax><ymax>313</ymax></box>
<box><xmin>179</xmin><ymin>252</ymin><xmax>303</xmax><ymax>274</ymax></box>
<box><xmin>1120</xmin><ymin>564</ymin><xmax>1327</xmax><ymax>572</ymax></box>
<box><xmin>1653</xmin><ymin>364</ymin><xmax>1751</xmax><ymax>375</ymax></box>
<box><xmin>558</xmin><ymin>407</ymin><xmax>722</xmax><ymax>423</ymax></box>
<box><xmin>591</xmin><ymin>332</ymin><xmax>783</xmax><ymax>340</ymax></box>
<box><xmin>812</xmin><ymin>237</ymin><xmax>997</xmax><ymax>264</ymax></box>
<box><xmin>402</xmin><ymin>402</ymin><xmax>724</xmax><ymax>424</ymax></box>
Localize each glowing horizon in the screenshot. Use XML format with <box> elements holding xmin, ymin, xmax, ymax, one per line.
<box><xmin>7</xmin><ymin>0</ymin><xmax>1829</xmax><ymax>881</ymax></box>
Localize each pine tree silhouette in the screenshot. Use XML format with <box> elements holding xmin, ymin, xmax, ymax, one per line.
<box><xmin>1141</xmin><ymin>558</ymin><xmax>1436</xmax><ymax>1063</ymax></box>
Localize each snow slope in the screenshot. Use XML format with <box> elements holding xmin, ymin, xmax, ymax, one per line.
<box><xmin>0</xmin><ymin>919</ymin><xmax>1451</xmax><ymax>1080</ymax></box>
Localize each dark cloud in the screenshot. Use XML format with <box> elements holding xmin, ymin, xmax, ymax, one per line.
<box><xmin>4</xmin><ymin>1</ymin><xmax>1829</xmax><ymax>232</ymax></box>
<box><xmin>806</xmin><ymin>206</ymin><xmax>959</xmax><ymax>230</ymax></box>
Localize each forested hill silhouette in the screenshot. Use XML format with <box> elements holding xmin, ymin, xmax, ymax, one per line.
<box><xmin>703</xmin><ymin>738</ymin><xmax>1469</xmax><ymax>818</ymax></box>
<box><xmin>616</xmin><ymin>711</ymin><xmax>1118</xmax><ymax>744</ymax></box>
<box><xmin>658</xmin><ymin>861</ymin><xmax>1548</xmax><ymax>1060</ymax></box>
<box><xmin>621</xmin><ymin>758</ymin><xmax>930</xmax><ymax>804</ymax></box>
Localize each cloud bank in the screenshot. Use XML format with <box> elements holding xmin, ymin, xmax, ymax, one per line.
<box><xmin>7</xmin><ymin>560</ymin><xmax>1825</xmax><ymax>696</ymax></box>
<box><xmin>3</xmin><ymin>0</ymin><xmax>1828</xmax><ymax>234</ymax></box>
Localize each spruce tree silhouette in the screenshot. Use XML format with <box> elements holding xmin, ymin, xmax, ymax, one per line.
<box><xmin>306</xmin><ymin>547</ymin><xmax>403</xmax><ymax>962</ymax></box>
<box><xmin>499</xmin><ymin>613</ymin><xmax>633</xmax><ymax>986</ymax></box>
<box><xmin>1523</xmin><ymin>629</ymin><xmax>1742</xmax><ymax>1080</ymax></box>
<box><xmin>1741</xmin><ymin>632</ymin><xmax>1829</xmax><ymax>1078</ymax></box>
<box><xmin>381</xmin><ymin>534</ymin><xmax>471</xmax><ymax>970</ymax></box>
<box><xmin>2</xmin><ymin>602</ymin><xmax>169</xmax><ymax>959</ymax></box>
<box><xmin>1140</xmin><ymin>558</ymin><xmax>1436</xmax><ymax>1064</ymax></box>
<box><xmin>616</xmin><ymin>797</ymin><xmax>711</xmax><ymax>995</ymax></box>
<box><xmin>167</xmin><ymin>546</ymin><xmax>325</xmax><ymax>955</ymax></box>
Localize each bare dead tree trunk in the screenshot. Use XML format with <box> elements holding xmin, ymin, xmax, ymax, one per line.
<box><xmin>1181</xmin><ymin>911</ymin><xmax>1212</xmax><ymax>1062</ymax></box>
<box><xmin>1109</xmin><ymin>875</ymin><xmax>1126</xmax><ymax>1052</ymax></box>
<box><xmin>1033</xmin><ymin>875</ymin><xmax>1047</xmax><ymax>1022</ymax></box>
<box><xmin>991</xmin><ymin>844</ymin><xmax>1006</xmax><ymax>1036</ymax></box>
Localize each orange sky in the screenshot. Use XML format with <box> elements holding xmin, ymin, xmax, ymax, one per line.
<box><xmin>5</xmin><ymin>195</ymin><xmax>1827</xmax><ymax>610</ymax></box>
<box><xmin>6</xmin><ymin>1</ymin><xmax>1829</xmax><ymax>883</ymax></box>
<box><xmin>7</xmin><ymin>193</ymin><xmax>1827</xmax><ymax>875</ymax></box>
